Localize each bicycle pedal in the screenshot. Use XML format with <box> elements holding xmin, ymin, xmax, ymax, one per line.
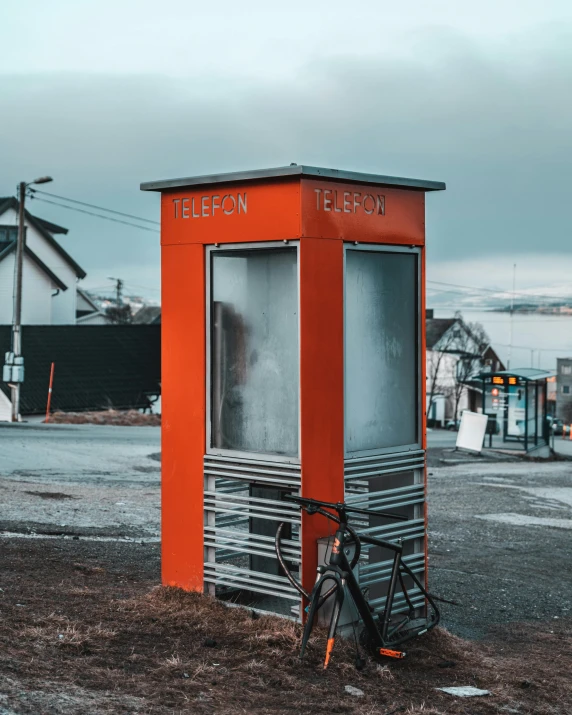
<box><xmin>378</xmin><ymin>648</ymin><xmax>406</xmax><ymax>659</ymax></box>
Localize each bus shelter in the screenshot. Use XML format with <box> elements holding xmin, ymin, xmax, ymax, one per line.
<box><xmin>481</xmin><ymin>368</ymin><xmax>552</xmax><ymax>453</ymax></box>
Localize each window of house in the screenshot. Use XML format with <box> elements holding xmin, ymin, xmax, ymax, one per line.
<box><xmin>0</xmin><ymin>226</ymin><xmax>18</xmax><ymax>247</ymax></box>
<box><xmin>561</xmin><ymin>365</ymin><xmax>572</xmax><ymax>376</ymax></box>
<box><xmin>563</xmin><ymin>386</ymin><xmax>571</xmax><ymax>395</ymax></box>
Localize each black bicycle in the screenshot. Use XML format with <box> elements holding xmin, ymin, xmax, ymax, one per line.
<box><xmin>275</xmin><ymin>495</ymin><xmax>440</xmax><ymax>668</ymax></box>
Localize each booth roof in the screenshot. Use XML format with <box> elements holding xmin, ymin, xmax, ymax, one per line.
<box><xmin>140</xmin><ymin>165</ymin><xmax>446</xmax><ymax>193</ymax></box>
<box><xmin>480</xmin><ymin>368</ymin><xmax>555</xmax><ymax>382</ymax></box>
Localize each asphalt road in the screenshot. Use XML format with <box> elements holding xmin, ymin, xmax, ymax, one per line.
<box><xmin>0</xmin><ymin>423</ymin><xmax>161</xmax><ymax>539</ymax></box>
<box><xmin>1</xmin><ymin>423</ymin><xmax>571</xmax><ymax>642</ymax></box>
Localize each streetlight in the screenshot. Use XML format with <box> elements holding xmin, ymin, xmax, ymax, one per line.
<box><xmin>8</xmin><ymin>176</ymin><xmax>53</xmax><ymax>422</ymax></box>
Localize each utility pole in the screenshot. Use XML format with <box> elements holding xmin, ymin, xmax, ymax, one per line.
<box><xmin>11</xmin><ymin>182</ymin><xmax>26</xmax><ymax>421</ymax></box>
<box><xmin>108</xmin><ymin>277</ymin><xmax>124</xmax><ymax>306</ymax></box>
<box><xmin>507</xmin><ymin>263</ymin><xmax>516</xmax><ymax>370</ymax></box>
<box><xmin>6</xmin><ymin>176</ymin><xmax>53</xmax><ymax>422</ymax></box>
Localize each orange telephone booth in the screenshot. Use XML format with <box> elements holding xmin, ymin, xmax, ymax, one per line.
<box><xmin>141</xmin><ymin>165</ymin><xmax>445</xmax><ymax>619</ymax></box>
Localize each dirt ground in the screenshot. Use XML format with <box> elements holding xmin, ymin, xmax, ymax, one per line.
<box><xmin>1</xmin><ymin>537</ymin><xmax>571</xmax><ymax>715</ymax></box>
<box><xmin>1</xmin><ymin>425</ymin><xmax>572</xmax><ymax>713</ymax></box>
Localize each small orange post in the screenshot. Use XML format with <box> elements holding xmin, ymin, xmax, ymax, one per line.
<box><xmin>45</xmin><ymin>362</ymin><xmax>55</xmax><ymax>423</ymax></box>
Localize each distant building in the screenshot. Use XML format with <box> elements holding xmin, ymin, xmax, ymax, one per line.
<box><xmin>547</xmin><ymin>376</ymin><xmax>557</xmax><ymax>416</ymax></box>
<box><xmin>426</xmin><ymin>313</ymin><xmax>505</xmax><ymax>426</ymax></box>
<box><xmin>132</xmin><ymin>305</ymin><xmax>161</xmax><ymax>324</ymax></box>
<box><xmin>76</xmin><ymin>289</ymin><xmax>108</xmax><ymax>324</ymax></box>
<box><xmin>0</xmin><ymin>197</ymin><xmax>103</xmax><ymax>324</ymax></box>
<box><xmin>556</xmin><ymin>358</ymin><xmax>572</xmax><ymax>422</ymax></box>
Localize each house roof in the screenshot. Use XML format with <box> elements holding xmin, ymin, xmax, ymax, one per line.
<box><xmin>132</xmin><ymin>306</ymin><xmax>161</xmax><ymax>324</ymax></box>
<box><xmin>426</xmin><ymin>318</ymin><xmax>457</xmax><ymax>349</ymax></box>
<box><xmin>0</xmin><ymin>325</ymin><xmax>161</xmax><ymax>413</ymax></box>
<box><xmin>141</xmin><ymin>165</ymin><xmax>446</xmax><ymax>192</ymax></box>
<box><xmin>0</xmin><ymin>241</ymin><xmax>68</xmax><ymax>291</ymax></box>
<box><xmin>77</xmin><ymin>288</ymin><xmax>101</xmax><ymax>312</ymax></box>
<box><xmin>35</xmin><ymin>216</ymin><xmax>68</xmax><ymax>235</ymax></box>
<box><xmin>482</xmin><ymin>344</ymin><xmax>506</xmax><ymax>371</ymax></box>
<box><xmin>0</xmin><ymin>197</ymin><xmax>86</xmax><ymax>279</ymax></box>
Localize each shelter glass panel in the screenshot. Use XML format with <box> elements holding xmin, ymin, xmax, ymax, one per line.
<box><xmin>527</xmin><ymin>383</ymin><xmax>536</xmax><ymax>442</ymax></box>
<box><xmin>506</xmin><ymin>385</ymin><xmax>526</xmax><ymax>438</ymax></box>
<box><xmin>537</xmin><ymin>384</ymin><xmax>545</xmax><ymax>442</ymax></box>
<box><xmin>345</xmin><ymin>249</ymin><xmax>418</xmax><ymax>453</ymax></box>
<box><xmin>210</xmin><ymin>248</ymin><xmax>299</xmax><ymax>457</ymax></box>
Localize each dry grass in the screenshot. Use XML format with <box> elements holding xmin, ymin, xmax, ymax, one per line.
<box><xmin>1</xmin><ymin>538</ymin><xmax>571</xmax><ymax>714</ymax></box>
<box><xmin>47</xmin><ymin>409</ymin><xmax>160</xmax><ymax>426</ymax></box>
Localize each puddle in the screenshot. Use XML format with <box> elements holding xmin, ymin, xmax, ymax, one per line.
<box><xmin>476</xmin><ymin>513</ymin><xmax>572</xmax><ymax>530</ymax></box>
<box><xmin>481</xmin><ymin>477</ymin><xmax>516</xmax><ymax>484</ymax></box>
<box><xmin>477</xmin><ymin>484</ymin><xmax>572</xmax><ymax>510</ymax></box>
<box><xmin>24</xmin><ymin>491</ymin><xmax>77</xmax><ymax>500</ymax></box>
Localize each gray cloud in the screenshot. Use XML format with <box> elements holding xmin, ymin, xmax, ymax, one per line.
<box><xmin>1</xmin><ymin>29</ymin><xmax>571</xmax><ymax>294</ymax></box>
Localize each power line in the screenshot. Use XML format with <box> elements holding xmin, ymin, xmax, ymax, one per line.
<box><xmin>30</xmin><ymin>188</ymin><xmax>160</xmax><ymax>225</ymax></box>
<box><xmin>492</xmin><ymin>342</ymin><xmax>572</xmax><ymax>352</ymax></box>
<box><xmin>427</xmin><ymin>304</ymin><xmax>572</xmax><ymax>317</ymax></box>
<box><xmin>123</xmin><ymin>281</ymin><xmax>161</xmax><ymax>293</ymax></box>
<box><xmin>427</xmin><ymin>280</ymin><xmax>572</xmax><ymax>303</ymax></box>
<box><xmin>29</xmin><ymin>196</ymin><xmax>159</xmax><ymax>234</ymax></box>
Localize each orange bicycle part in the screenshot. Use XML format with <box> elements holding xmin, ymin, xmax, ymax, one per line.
<box><xmin>379</xmin><ymin>648</ymin><xmax>406</xmax><ymax>659</ymax></box>
<box><xmin>324</xmin><ymin>638</ymin><xmax>335</xmax><ymax>669</ymax></box>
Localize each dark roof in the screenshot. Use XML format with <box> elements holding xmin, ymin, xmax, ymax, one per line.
<box><xmin>0</xmin><ymin>197</ymin><xmax>86</xmax><ymax>279</ymax></box>
<box><xmin>35</xmin><ymin>216</ymin><xmax>68</xmax><ymax>235</ymax></box>
<box><xmin>141</xmin><ymin>165</ymin><xmax>446</xmax><ymax>192</ymax></box>
<box><xmin>426</xmin><ymin>318</ymin><xmax>457</xmax><ymax>349</ymax></box>
<box><xmin>0</xmin><ymin>325</ymin><xmax>161</xmax><ymax>414</ymax></box>
<box><xmin>132</xmin><ymin>306</ymin><xmax>161</xmax><ymax>324</ymax></box>
<box><xmin>76</xmin><ymin>288</ymin><xmax>100</xmax><ymax>312</ymax></box>
<box><xmin>482</xmin><ymin>344</ymin><xmax>506</xmax><ymax>372</ymax></box>
<box><xmin>0</xmin><ymin>241</ymin><xmax>67</xmax><ymax>291</ymax></box>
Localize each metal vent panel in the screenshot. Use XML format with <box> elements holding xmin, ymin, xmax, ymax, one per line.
<box><xmin>204</xmin><ymin>454</ymin><xmax>302</xmax><ymax>610</ymax></box>
<box><xmin>204</xmin><ymin>454</ymin><xmax>301</xmax><ymax>488</ymax></box>
<box><xmin>344</xmin><ymin>450</ymin><xmax>425</xmax><ymax>481</ymax></box>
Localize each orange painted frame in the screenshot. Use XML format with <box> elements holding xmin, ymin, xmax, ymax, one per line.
<box><xmin>161</xmin><ymin>242</ymin><xmax>205</xmax><ymax>590</ymax></box>
<box><xmin>299</xmin><ymin>238</ymin><xmax>345</xmax><ymax>593</ymax></box>
<box><xmin>155</xmin><ymin>172</ymin><xmax>432</xmax><ymax>596</ymax></box>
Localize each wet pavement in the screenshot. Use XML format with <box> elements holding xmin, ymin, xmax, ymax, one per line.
<box><xmin>0</xmin><ymin>423</ymin><xmax>571</xmax><ymax>642</ymax></box>
<box><xmin>428</xmin><ymin>458</ymin><xmax>572</xmax><ymax>639</ymax></box>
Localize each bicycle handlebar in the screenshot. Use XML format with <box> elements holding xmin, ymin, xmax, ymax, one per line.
<box><xmin>283</xmin><ymin>494</ymin><xmax>408</xmax><ymax>522</ymax></box>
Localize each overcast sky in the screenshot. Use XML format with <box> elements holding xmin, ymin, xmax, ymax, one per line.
<box><xmin>1</xmin><ymin>0</ymin><xmax>571</xmax><ymax>302</ymax></box>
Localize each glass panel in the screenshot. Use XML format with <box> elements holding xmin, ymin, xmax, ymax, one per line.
<box><xmin>345</xmin><ymin>250</ymin><xmax>418</xmax><ymax>453</ymax></box>
<box><xmin>506</xmin><ymin>385</ymin><xmax>526</xmax><ymax>437</ymax></box>
<box><xmin>537</xmin><ymin>384</ymin><xmax>545</xmax><ymax>442</ymax></box>
<box><xmin>527</xmin><ymin>383</ymin><xmax>537</xmax><ymax>443</ymax></box>
<box><xmin>211</xmin><ymin>248</ymin><xmax>298</xmax><ymax>457</ymax></box>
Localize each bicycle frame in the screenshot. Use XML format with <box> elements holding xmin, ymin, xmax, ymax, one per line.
<box><xmin>277</xmin><ymin>495</ymin><xmax>440</xmax><ymax>668</ymax></box>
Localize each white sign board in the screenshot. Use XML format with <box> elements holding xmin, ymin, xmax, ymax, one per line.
<box><xmin>456</xmin><ymin>411</ymin><xmax>488</xmax><ymax>452</ymax></box>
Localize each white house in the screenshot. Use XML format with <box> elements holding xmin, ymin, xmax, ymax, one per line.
<box><xmin>426</xmin><ymin>314</ymin><xmax>502</xmax><ymax>426</ymax></box>
<box><xmin>0</xmin><ymin>197</ymin><xmax>103</xmax><ymax>325</ymax></box>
